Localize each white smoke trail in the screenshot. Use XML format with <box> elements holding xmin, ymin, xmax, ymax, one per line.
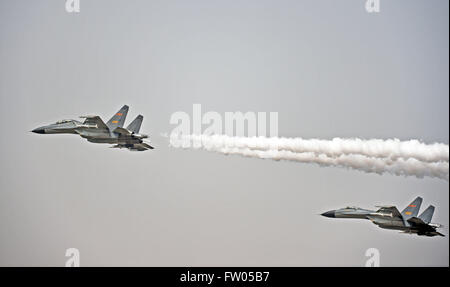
<box><xmin>191</xmin><ymin>135</ymin><xmax>449</xmax><ymax>163</ymax></box>
<box><xmin>169</xmin><ymin>134</ymin><xmax>449</xmax><ymax>180</ymax></box>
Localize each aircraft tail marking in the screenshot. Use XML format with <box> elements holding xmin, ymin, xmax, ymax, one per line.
<box><xmin>401</xmin><ymin>197</ymin><xmax>422</xmax><ymax>220</ymax></box>
<box><xmin>106</xmin><ymin>105</ymin><xmax>129</xmax><ymax>130</ymax></box>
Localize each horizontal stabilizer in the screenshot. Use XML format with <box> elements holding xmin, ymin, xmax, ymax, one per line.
<box><xmin>135</xmin><ymin>142</ymin><xmax>154</xmax><ymax>150</ymax></box>
<box><xmin>113</xmin><ymin>126</ymin><xmax>132</xmax><ymax>136</ymax></box>
<box><xmin>407</xmin><ymin>217</ymin><xmax>427</xmax><ymax>226</ymax></box>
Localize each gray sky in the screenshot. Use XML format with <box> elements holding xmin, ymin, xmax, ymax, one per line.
<box><xmin>0</xmin><ymin>0</ymin><xmax>448</xmax><ymax>266</ymax></box>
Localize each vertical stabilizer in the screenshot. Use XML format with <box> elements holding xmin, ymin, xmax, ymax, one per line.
<box><xmin>401</xmin><ymin>197</ymin><xmax>422</xmax><ymax>220</ymax></box>
<box><xmin>126</xmin><ymin>115</ymin><xmax>143</xmax><ymax>134</ymax></box>
<box><xmin>106</xmin><ymin>105</ymin><xmax>129</xmax><ymax>130</ymax></box>
<box><xmin>418</xmin><ymin>205</ymin><xmax>435</xmax><ymax>223</ymax></box>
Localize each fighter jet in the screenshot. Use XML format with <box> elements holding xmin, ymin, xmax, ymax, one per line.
<box><xmin>321</xmin><ymin>197</ymin><xmax>444</xmax><ymax>237</ymax></box>
<box><xmin>32</xmin><ymin>105</ymin><xmax>154</xmax><ymax>151</ymax></box>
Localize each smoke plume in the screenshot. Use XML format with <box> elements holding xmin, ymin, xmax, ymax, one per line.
<box><xmin>169</xmin><ymin>134</ymin><xmax>449</xmax><ymax>180</ymax></box>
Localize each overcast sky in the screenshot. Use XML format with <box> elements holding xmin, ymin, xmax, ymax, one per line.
<box><xmin>0</xmin><ymin>0</ymin><xmax>448</xmax><ymax>266</ymax></box>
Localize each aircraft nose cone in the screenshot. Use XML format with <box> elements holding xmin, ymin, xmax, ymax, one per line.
<box><xmin>31</xmin><ymin>127</ymin><xmax>45</xmax><ymax>134</ymax></box>
<box><xmin>321</xmin><ymin>210</ymin><xmax>336</xmax><ymax>218</ymax></box>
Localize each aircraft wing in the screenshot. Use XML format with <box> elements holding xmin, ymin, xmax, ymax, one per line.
<box><xmin>80</xmin><ymin>116</ymin><xmax>109</xmax><ymax>130</ymax></box>
<box><xmin>375</xmin><ymin>206</ymin><xmax>403</xmax><ymax>219</ymax></box>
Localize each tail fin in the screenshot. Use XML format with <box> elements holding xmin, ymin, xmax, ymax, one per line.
<box><xmin>418</xmin><ymin>205</ymin><xmax>435</xmax><ymax>223</ymax></box>
<box><xmin>401</xmin><ymin>197</ymin><xmax>422</xmax><ymax>220</ymax></box>
<box><xmin>106</xmin><ymin>105</ymin><xmax>129</xmax><ymax>130</ymax></box>
<box><xmin>126</xmin><ymin>115</ymin><xmax>143</xmax><ymax>134</ymax></box>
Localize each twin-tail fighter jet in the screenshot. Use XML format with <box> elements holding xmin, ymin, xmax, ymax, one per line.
<box><xmin>321</xmin><ymin>197</ymin><xmax>444</xmax><ymax>237</ymax></box>
<box><xmin>32</xmin><ymin>105</ymin><xmax>154</xmax><ymax>151</ymax></box>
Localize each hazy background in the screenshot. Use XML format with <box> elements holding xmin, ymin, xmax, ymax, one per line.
<box><xmin>0</xmin><ymin>0</ymin><xmax>448</xmax><ymax>266</ymax></box>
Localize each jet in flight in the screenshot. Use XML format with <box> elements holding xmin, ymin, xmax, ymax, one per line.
<box><xmin>32</xmin><ymin>105</ymin><xmax>154</xmax><ymax>151</ymax></box>
<box><xmin>321</xmin><ymin>197</ymin><xmax>444</xmax><ymax>237</ymax></box>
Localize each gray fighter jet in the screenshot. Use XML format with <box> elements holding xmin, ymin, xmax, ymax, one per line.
<box><xmin>321</xmin><ymin>197</ymin><xmax>444</xmax><ymax>237</ymax></box>
<box><xmin>32</xmin><ymin>105</ymin><xmax>154</xmax><ymax>151</ymax></box>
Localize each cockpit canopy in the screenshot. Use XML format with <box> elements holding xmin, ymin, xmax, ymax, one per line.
<box><xmin>55</xmin><ymin>119</ymin><xmax>73</xmax><ymax>124</ymax></box>
<box><xmin>344</xmin><ymin>206</ymin><xmax>358</xmax><ymax>210</ymax></box>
